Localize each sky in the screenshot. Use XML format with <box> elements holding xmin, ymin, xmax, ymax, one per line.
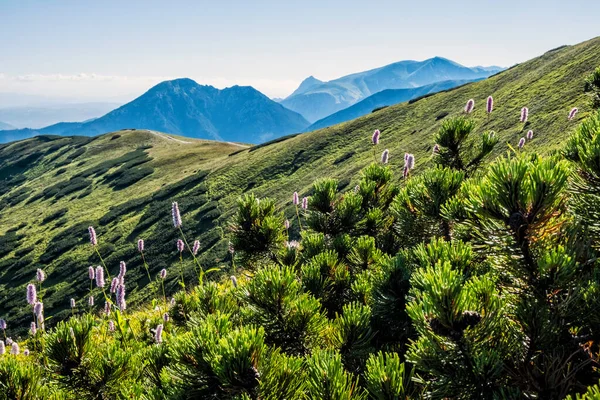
<box><xmin>1</xmin><ymin>0</ymin><xmax>599</xmax><ymax>102</ymax></box>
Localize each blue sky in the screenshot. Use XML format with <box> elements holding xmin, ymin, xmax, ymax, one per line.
<box><xmin>1</xmin><ymin>0</ymin><xmax>599</xmax><ymax>100</ymax></box>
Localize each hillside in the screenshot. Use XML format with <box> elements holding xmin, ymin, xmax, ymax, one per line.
<box><xmin>0</xmin><ymin>79</ymin><xmax>310</xmax><ymax>144</ymax></box>
<box><xmin>307</xmin><ymin>78</ymin><xmax>480</xmax><ymax>131</ymax></box>
<box><xmin>1</xmin><ymin>37</ymin><xmax>599</xmax><ymax>333</ymax></box>
<box><xmin>281</xmin><ymin>57</ymin><xmax>503</xmax><ymax>122</ymax></box>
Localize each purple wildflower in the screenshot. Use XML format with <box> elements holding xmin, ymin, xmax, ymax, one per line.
<box><xmin>192</xmin><ymin>240</ymin><xmax>200</xmax><ymax>256</ymax></box>
<box><xmin>0</xmin><ymin>319</ymin><xmax>6</xmax><ymax>330</ymax></box>
<box><xmin>30</xmin><ymin>322</ymin><xmax>36</xmax><ymax>336</ymax></box>
<box><xmin>372</xmin><ymin>129</ymin><xmax>380</xmax><ymax>144</ymax></box>
<box><xmin>24</xmin><ymin>349</ymin><xmax>30</xmax><ymax>356</ymax></box>
<box><xmin>138</xmin><ymin>239</ymin><xmax>144</xmax><ymax>253</ymax></box>
<box><xmin>104</xmin><ymin>301</ymin><xmax>111</xmax><ymax>315</ymax></box>
<box><xmin>526</xmin><ymin>130</ymin><xmax>534</xmax><ymax>140</ymax></box>
<box><xmin>172</xmin><ymin>202</ymin><xmax>182</xmax><ymax>228</ymax></box>
<box><xmin>230</xmin><ymin>275</ymin><xmax>238</xmax><ymax>288</ymax></box>
<box><xmin>163</xmin><ymin>313</ymin><xmax>169</xmax><ymax>322</ymax></box>
<box><xmin>36</xmin><ymin>268</ymin><xmax>45</xmax><ymax>282</ymax></box>
<box><xmin>0</xmin><ymin>341</ymin><xmax>4</xmax><ymax>355</ymax></box>
<box><xmin>284</xmin><ymin>219</ymin><xmax>290</xmax><ymax>230</ymax></box>
<box><xmin>520</xmin><ymin>107</ymin><xmax>528</xmax><ymax>123</ymax></box>
<box><xmin>381</xmin><ymin>149</ymin><xmax>389</xmax><ymax>164</ymax></box>
<box><xmin>518</xmin><ymin>137</ymin><xmax>526</xmax><ymax>149</ymax></box>
<box><xmin>160</xmin><ymin>269</ymin><xmax>167</xmax><ymax>279</ymax></box>
<box><xmin>108</xmin><ymin>320</ymin><xmax>115</xmax><ymax>332</ymax></box>
<box><xmin>88</xmin><ymin>266</ymin><xmax>95</xmax><ymax>280</ymax></box>
<box><xmin>95</xmin><ymin>266</ymin><xmax>105</xmax><ymax>288</ymax></box>
<box><xmin>293</xmin><ymin>192</ymin><xmax>299</xmax><ymax>205</ymax></box>
<box><xmin>10</xmin><ymin>342</ymin><xmax>19</xmax><ymax>355</ymax></box>
<box><xmin>88</xmin><ymin>226</ymin><xmax>97</xmax><ymax>246</ymax></box>
<box><xmin>70</xmin><ymin>298</ymin><xmax>76</xmax><ymax>308</ymax></box>
<box><xmin>354</xmin><ymin>185</ymin><xmax>360</xmax><ymax>193</ymax></box>
<box><xmin>301</xmin><ymin>197</ymin><xmax>308</xmax><ymax>210</ymax></box>
<box><xmin>118</xmin><ymin>261</ymin><xmax>126</xmax><ymax>284</ymax></box>
<box><xmin>405</xmin><ymin>154</ymin><xmax>415</xmax><ymax>170</ymax></box>
<box><xmin>26</xmin><ymin>284</ymin><xmax>37</xmax><ymax>305</ymax></box>
<box><xmin>432</xmin><ymin>144</ymin><xmax>440</xmax><ymax>155</ymax></box>
<box><xmin>110</xmin><ymin>277</ymin><xmax>119</xmax><ymax>293</ymax></box>
<box><xmin>464</xmin><ymin>99</ymin><xmax>475</xmax><ymax>113</ymax></box>
<box><xmin>34</xmin><ymin>302</ymin><xmax>43</xmax><ymax>318</ymax></box>
<box><xmin>569</xmin><ymin>107</ymin><xmax>579</xmax><ymax>121</ymax></box>
<box><xmin>170</xmin><ymin>297</ymin><xmax>176</xmax><ymax>306</ymax></box>
<box><xmin>6</xmin><ymin>338</ymin><xmax>12</xmax><ymax>346</ymax></box>
<box><xmin>403</xmin><ymin>165</ymin><xmax>409</xmax><ymax>179</ymax></box>
<box><xmin>116</xmin><ymin>284</ymin><xmax>126</xmax><ymax>311</ymax></box>
<box><xmin>177</xmin><ymin>239</ymin><xmax>185</xmax><ymax>253</ymax></box>
<box><xmin>88</xmin><ymin>296</ymin><xmax>94</xmax><ymax>307</ymax></box>
<box><xmin>487</xmin><ymin>96</ymin><xmax>494</xmax><ymax>113</ymax></box>
<box><xmin>155</xmin><ymin>324</ymin><xmax>164</xmax><ymax>343</ymax></box>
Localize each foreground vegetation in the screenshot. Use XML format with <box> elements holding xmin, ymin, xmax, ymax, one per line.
<box><xmin>2</xmin><ymin>64</ymin><xmax>600</xmax><ymax>399</ymax></box>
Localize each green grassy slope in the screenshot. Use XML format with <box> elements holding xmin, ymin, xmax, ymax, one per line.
<box><xmin>1</xmin><ymin>37</ymin><xmax>599</xmax><ymax>331</ymax></box>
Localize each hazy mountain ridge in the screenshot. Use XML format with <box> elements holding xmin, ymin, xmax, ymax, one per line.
<box><xmin>0</xmin><ymin>79</ymin><xmax>310</xmax><ymax>144</ymax></box>
<box><xmin>307</xmin><ymin>78</ymin><xmax>481</xmax><ymax>131</ymax></box>
<box><xmin>281</xmin><ymin>57</ymin><xmax>504</xmax><ymax>122</ymax></box>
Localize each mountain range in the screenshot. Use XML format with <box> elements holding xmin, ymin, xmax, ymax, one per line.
<box><xmin>1</xmin><ymin>36</ymin><xmax>599</xmax><ymax>330</ymax></box>
<box><xmin>0</xmin><ymin>79</ymin><xmax>309</xmax><ymax>144</ymax></box>
<box><xmin>279</xmin><ymin>57</ymin><xmax>504</xmax><ymax>122</ymax></box>
<box><xmin>306</xmin><ymin>78</ymin><xmax>481</xmax><ymax>131</ymax></box>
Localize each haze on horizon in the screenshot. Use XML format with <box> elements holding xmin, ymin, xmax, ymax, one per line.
<box><xmin>1</xmin><ymin>0</ymin><xmax>599</xmax><ymax>103</ymax></box>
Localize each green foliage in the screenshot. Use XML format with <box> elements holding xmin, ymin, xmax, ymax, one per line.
<box><xmin>0</xmin><ymin>357</ymin><xmax>55</xmax><ymax>400</ymax></box>
<box><xmin>364</xmin><ymin>352</ymin><xmax>414</xmax><ymax>400</ymax></box>
<box><xmin>230</xmin><ymin>194</ymin><xmax>286</xmax><ymax>265</ymax></box>
<box><xmin>305</xmin><ymin>349</ymin><xmax>367</xmax><ymax>400</ymax></box>
<box><xmin>391</xmin><ymin>166</ymin><xmax>464</xmax><ymax>245</ymax></box>
<box><xmin>242</xmin><ymin>265</ymin><xmax>326</xmax><ymax>355</ymax></box>
<box><xmin>433</xmin><ymin>116</ymin><xmax>498</xmax><ymax>175</ymax></box>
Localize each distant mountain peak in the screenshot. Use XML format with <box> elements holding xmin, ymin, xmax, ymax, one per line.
<box><xmin>287</xmin><ymin>76</ymin><xmax>325</xmax><ymax>98</ymax></box>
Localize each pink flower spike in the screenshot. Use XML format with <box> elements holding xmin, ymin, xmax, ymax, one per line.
<box><xmin>464</xmin><ymin>99</ymin><xmax>475</xmax><ymax>113</ymax></box>
<box><xmin>171</xmin><ymin>202</ymin><xmax>182</xmax><ymax>228</ymax></box>
<box><xmin>88</xmin><ymin>266</ymin><xmax>95</xmax><ymax>280</ymax></box>
<box><xmin>26</xmin><ymin>284</ymin><xmax>37</xmax><ymax>305</ymax></box>
<box><xmin>518</xmin><ymin>137</ymin><xmax>526</xmax><ymax>149</ymax></box>
<box><xmin>160</xmin><ymin>269</ymin><xmax>167</xmax><ymax>279</ymax></box>
<box><xmin>301</xmin><ymin>197</ymin><xmax>308</xmax><ymax>210</ymax></box>
<box><xmin>95</xmin><ymin>266</ymin><xmax>105</xmax><ymax>288</ymax></box>
<box><xmin>526</xmin><ymin>130</ymin><xmax>534</xmax><ymax>140</ymax></box>
<box><xmin>176</xmin><ymin>239</ymin><xmax>185</xmax><ymax>253</ymax></box>
<box><xmin>155</xmin><ymin>324</ymin><xmax>164</xmax><ymax>343</ymax></box>
<box><xmin>520</xmin><ymin>107</ymin><xmax>528</xmax><ymax>123</ymax></box>
<box><xmin>192</xmin><ymin>240</ymin><xmax>200</xmax><ymax>256</ymax></box>
<box><xmin>292</xmin><ymin>192</ymin><xmax>299</xmax><ymax>205</ymax></box>
<box><xmin>568</xmin><ymin>107</ymin><xmax>579</xmax><ymax>121</ymax></box>
<box><xmin>36</xmin><ymin>269</ymin><xmax>45</xmax><ymax>282</ymax></box>
<box><xmin>372</xmin><ymin>129</ymin><xmax>380</xmax><ymax>144</ymax></box>
<box><xmin>381</xmin><ymin>149</ymin><xmax>389</xmax><ymax>164</ymax></box>
<box><xmin>486</xmin><ymin>96</ymin><xmax>494</xmax><ymax>113</ymax></box>
<box><xmin>284</xmin><ymin>219</ymin><xmax>290</xmax><ymax>230</ymax></box>
<box><xmin>137</xmin><ymin>239</ymin><xmax>144</xmax><ymax>253</ymax></box>
<box><xmin>88</xmin><ymin>226</ymin><xmax>97</xmax><ymax>246</ymax></box>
